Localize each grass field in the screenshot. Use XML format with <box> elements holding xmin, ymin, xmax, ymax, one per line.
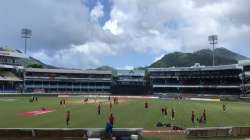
<box><xmin>0</xmin><ymin>96</ymin><xmax>250</xmax><ymax>140</ymax></box>
<box><xmin>0</xmin><ymin>97</ymin><xmax>250</xmax><ymax>128</ymax></box>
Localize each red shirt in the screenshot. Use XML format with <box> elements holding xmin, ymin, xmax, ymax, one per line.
<box><xmin>203</xmin><ymin>111</ymin><xmax>206</xmax><ymax>120</ymax></box>
<box><xmin>161</xmin><ymin>108</ymin><xmax>164</xmax><ymax>113</ymax></box>
<box><xmin>109</xmin><ymin>115</ymin><xmax>115</xmax><ymax>124</ymax></box>
<box><xmin>164</xmin><ymin>108</ymin><xmax>167</xmax><ymax>115</ymax></box>
<box><xmin>145</xmin><ymin>102</ymin><xmax>148</xmax><ymax>108</ymax></box>
<box><xmin>192</xmin><ymin>112</ymin><xmax>195</xmax><ymax>121</ymax></box>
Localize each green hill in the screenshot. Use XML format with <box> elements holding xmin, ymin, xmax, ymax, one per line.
<box><xmin>150</xmin><ymin>47</ymin><xmax>248</xmax><ymax>68</ymax></box>
<box><xmin>25</xmin><ymin>57</ymin><xmax>57</xmax><ymax>69</ymax></box>
<box><xmin>25</xmin><ymin>47</ymin><xmax>248</xmax><ymax>69</ymax></box>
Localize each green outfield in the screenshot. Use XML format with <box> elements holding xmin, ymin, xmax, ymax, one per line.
<box><xmin>0</xmin><ymin>96</ymin><xmax>249</xmax><ymax>128</ymax></box>
<box><xmin>0</xmin><ymin>96</ymin><xmax>250</xmax><ymax>140</ymax></box>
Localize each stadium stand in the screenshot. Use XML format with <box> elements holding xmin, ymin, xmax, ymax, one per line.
<box><xmin>0</xmin><ymin>48</ymin><xmax>25</xmax><ymax>93</ymax></box>
<box><xmin>24</xmin><ymin>68</ymin><xmax>112</xmax><ymax>94</ymax></box>
<box><xmin>111</xmin><ymin>70</ymin><xmax>147</xmax><ymax>95</ymax></box>
<box><xmin>0</xmin><ymin>47</ymin><xmax>250</xmax><ymax>97</ymax></box>
<box><xmin>148</xmin><ymin>63</ymin><xmax>243</xmax><ymax>97</ymax></box>
<box><xmin>239</xmin><ymin>60</ymin><xmax>250</xmax><ymax>95</ymax></box>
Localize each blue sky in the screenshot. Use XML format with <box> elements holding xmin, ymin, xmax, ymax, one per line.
<box><xmin>0</xmin><ymin>0</ymin><xmax>250</xmax><ymax>69</ymax></box>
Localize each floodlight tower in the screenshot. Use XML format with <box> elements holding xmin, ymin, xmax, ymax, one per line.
<box><xmin>208</xmin><ymin>35</ymin><xmax>218</xmax><ymax>66</ymax></box>
<box><xmin>21</xmin><ymin>28</ymin><xmax>32</xmax><ymax>94</ymax></box>
<box><xmin>21</xmin><ymin>28</ymin><xmax>32</xmax><ymax>55</ymax></box>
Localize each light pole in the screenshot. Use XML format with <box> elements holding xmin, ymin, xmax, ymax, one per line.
<box><xmin>208</xmin><ymin>35</ymin><xmax>218</xmax><ymax>66</ymax></box>
<box><xmin>21</xmin><ymin>28</ymin><xmax>32</xmax><ymax>55</ymax></box>
<box><xmin>21</xmin><ymin>28</ymin><xmax>32</xmax><ymax>94</ymax></box>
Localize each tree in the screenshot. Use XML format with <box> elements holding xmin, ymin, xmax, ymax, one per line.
<box><xmin>27</xmin><ymin>63</ymin><xmax>43</xmax><ymax>68</ymax></box>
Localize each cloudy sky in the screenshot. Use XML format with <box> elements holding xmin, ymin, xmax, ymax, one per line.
<box><xmin>0</xmin><ymin>0</ymin><xmax>250</xmax><ymax>69</ymax></box>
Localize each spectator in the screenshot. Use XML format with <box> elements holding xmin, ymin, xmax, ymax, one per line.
<box><xmin>105</xmin><ymin>120</ymin><xmax>113</xmax><ymax>136</ymax></box>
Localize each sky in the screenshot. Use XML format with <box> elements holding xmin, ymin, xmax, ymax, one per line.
<box><xmin>0</xmin><ymin>0</ymin><xmax>250</xmax><ymax>69</ymax></box>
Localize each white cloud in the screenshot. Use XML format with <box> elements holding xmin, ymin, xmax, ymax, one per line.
<box><xmin>148</xmin><ymin>29</ymin><xmax>160</xmax><ymax>35</ymax></box>
<box><xmin>103</xmin><ymin>7</ymin><xmax>128</xmax><ymax>35</ymax></box>
<box><xmin>72</xmin><ymin>41</ymin><xmax>116</xmax><ymax>56</ymax></box>
<box><xmin>32</xmin><ymin>41</ymin><xmax>116</xmax><ymax>69</ymax></box>
<box><xmin>1</xmin><ymin>0</ymin><xmax>250</xmax><ymax>69</ymax></box>
<box><xmin>103</xmin><ymin>19</ymin><xmax>124</xmax><ymax>35</ymax></box>
<box><xmin>90</xmin><ymin>1</ymin><xmax>104</xmax><ymax>22</ymax></box>
<box><xmin>103</xmin><ymin>0</ymin><xmax>250</xmax><ymax>55</ymax></box>
<box><xmin>117</xmin><ymin>65</ymin><xmax>134</xmax><ymax>70</ymax></box>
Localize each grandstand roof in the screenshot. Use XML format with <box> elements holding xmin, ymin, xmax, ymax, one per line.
<box><xmin>148</xmin><ymin>64</ymin><xmax>242</xmax><ymax>72</ymax></box>
<box><xmin>25</xmin><ymin>68</ymin><xmax>112</xmax><ymax>75</ymax></box>
<box><xmin>0</xmin><ymin>64</ymin><xmax>24</xmax><ymax>69</ymax></box>
<box><xmin>0</xmin><ymin>48</ymin><xmax>27</xmax><ymax>59</ymax></box>
<box><xmin>117</xmin><ymin>70</ymin><xmax>145</xmax><ymax>76</ymax></box>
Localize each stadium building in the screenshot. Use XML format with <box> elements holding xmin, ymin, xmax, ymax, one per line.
<box><xmin>148</xmin><ymin>63</ymin><xmax>243</xmax><ymax>97</ymax></box>
<box><xmin>0</xmin><ymin>48</ymin><xmax>25</xmax><ymax>93</ymax></box>
<box><xmin>239</xmin><ymin>60</ymin><xmax>250</xmax><ymax>95</ymax></box>
<box><xmin>1</xmin><ymin>47</ymin><xmax>250</xmax><ymax>97</ymax></box>
<box><xmin>24</xmin><ymin>68</ymin><xmax>112</xmax><ymax>94</ymax></box>
<box><xmin>111</xmin><ymin>70</ymin><xmax>146</xmax><ymax>94</ymax></box>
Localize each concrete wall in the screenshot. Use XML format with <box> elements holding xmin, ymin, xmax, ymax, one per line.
<box><xmin>186</xmin><ymin>126</ymin><xmax>250</xmax><ymax>138</ymax></box>
<box><xmin>0</xmin><ymin>128</ymin><xmax>143</xmax><ymax>138</ymax></box>
<box><xmin>186</xmin><ymin>127</ymin><xmax>231</xmax><ymax>137</ymax></box>
<box><xmin>232</xmin><ymin>127</ymin><xmax>250</xmax><ymax>137</ymax></box>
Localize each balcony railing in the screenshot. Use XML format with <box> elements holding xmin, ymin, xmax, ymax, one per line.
<box><xmin>24</xmin><ymin>76</ymin><xmax>112</xmax><ymax>81</ymax></box>
<box><xmin>25</xmin><ymin>85</ymin><xmax>111</xmax><ymax>89</ymax></box>
<box><xmin>153</xmin><ymin>84</ymin><xmax>240</xmax><ymax>88</ymax></box>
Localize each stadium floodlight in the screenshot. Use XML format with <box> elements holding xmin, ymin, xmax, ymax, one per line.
<box><xmin>208</xmin><ymin>35</ymin><xmax>218</xmax><ymax>66</ymax></box>
<box><xmin>21</xmin><ymin>28</ymin><xmax>32</xmax><ymax>55</ymax></box>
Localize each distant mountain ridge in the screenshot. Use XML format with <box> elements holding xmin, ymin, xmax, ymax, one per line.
<box><xmin>150</xmin><ymin>47</ymin><xmax>248</xmax><ymax>68</ymax></box>
<box><xmin>26</xmin><ymin>57</ymin><xmax>57</xmax><ymax>69</ymax></box>
<box><xmin>26</xmin><ymin>47</ymin><xmax>249</xmax><ymax>69</ymax></box>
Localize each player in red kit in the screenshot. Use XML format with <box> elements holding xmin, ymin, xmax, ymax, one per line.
<box><xmin>113</xmin><ymin>97</ymin><xmax>116</xmax><ymax>104</ymax></box>
<box><xmin>109</xmin><ymin>113</ymin><xmax>115</xmax><ymax>125</ymax></box>
<box><xmin>97</xmin><ymin>103</ymin><xmax>101</xmax><ymax>115</ymax></box>
<box><xmin>191</xmin><ymin>111</ymin><xmax>195</xmax><ymax>125</ymax></box>
<box><xmin>203</xmin><ymin>109</ymin><xmax>206</xmax><ymax>123</ymax></box>
<box><xmin>161</xmin><ymin>108</ymin><xmax>164</xmax><ymax>115</ymax></box>
<box><xmin>66</xmin><ymin>110</ymin><xmax>70</xmax><ymax>128</ymax></box>
<box><xmin>164</xmin><ymin>107</ymin><xmax>168</xmax><ymax>116</ymax></box>
<box><xmin>144</xmin><ymin>101</ymin><xmax>148</xmax><ymax>109</ymax></box>
<box><xmin>171</xmin><ymin>108</ymin><xmax>175</xmax><ymax>120</ymax></box>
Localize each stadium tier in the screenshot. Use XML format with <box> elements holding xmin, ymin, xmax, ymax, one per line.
<box><xmin>0</xmin><ymin>48</ymin><xmax>26</xmax><ymax>67</ymax></box>
<box><xmin>111</xmin><ymin>70</ymin><xmax>147</xmax><ymax>94</ymax></box>
<box><xmin>0</xmin><ymin>48</ymin><xmax>25</xmax><ymax>93</ymax></box>
<box><xmin>0</xmin><ymin>68</ymin><xmax>23</xmax><ymax>93</ymax></box>
<box><xmin>239</xmin><ymin>60</ymin><xmax>250</xmax><ymax>95</ymax></box>
<box><xmin>24</xmin><ymin>68</ymin><xmax>112</xmax><ymax>94</ymax></box>
<box><xmin>148</xmin><ymin>63</ymin><xmax>244</xmax><ymax>96</ymax></box>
